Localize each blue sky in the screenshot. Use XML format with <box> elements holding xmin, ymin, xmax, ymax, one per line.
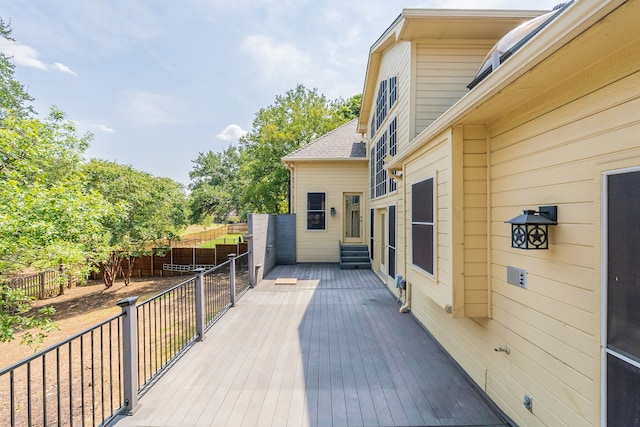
<box><xmin>0</xmin><ymin>0</ymin><xmax>558</xmax><ymax>186</ymax></box>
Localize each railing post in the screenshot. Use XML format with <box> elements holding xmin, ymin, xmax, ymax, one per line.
<box><xmin>117</xmin><ymin>296</ymin><xmax>140</xmax><ymax>415</ymax></box>
<box><xmin>194</xmin><ymin>268</ymin><xmax>205</xmax><ymax>341</ymax></box>
<box><xmin>229</xmin><ymin>254</ymin><xmax>236</xmax><ymax>307</ymax></box>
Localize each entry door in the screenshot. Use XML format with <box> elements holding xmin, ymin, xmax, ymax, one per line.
<box><xmin>343</xmin><ymin>193</ymin><xmax>362</xmax><ymax>244</ymax></box>
<box><xmin>604</xmin><ymin>170</ymin><xmax>640</xmax><ymax>425</ymax></box>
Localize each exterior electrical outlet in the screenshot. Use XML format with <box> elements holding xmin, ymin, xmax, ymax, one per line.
<box><xmin>507</xmin><ymin>266</ymin><xmax>527</xmax><ymax>288</ymax></box>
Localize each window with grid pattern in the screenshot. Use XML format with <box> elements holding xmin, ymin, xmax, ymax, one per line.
<box><xmin>388</xmin><ymin>117</ymin><xmax>397</xmax><ymax>193</ymax></box>
<box><xmin>389</xmin><ymin>76</ymin><xmax>397</xmax><ymax>109</ymax></box>
<box><xmin>375</xmin><ymin>132</ymin><xmax>387</xmax><ymax>198</ymax></box>
<box><xmin>306</xmin><ymin>192</ymin><xmax>326</xmax><ymax>230</ymax></box>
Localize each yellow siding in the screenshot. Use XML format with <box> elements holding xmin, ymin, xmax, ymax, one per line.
<box><xmin>367</xmin><ymin>42</ymin><xmax>411</xmax><ymax>288</ymax></box>
<box><xmin>292</xmin><ymin>161</ymin><xmax>368</xmax><ymax>263</ymax></box>
<box><xmin>414</xmin><ymin>42</ymin><xmax>493</xmax><ymax>136</ymax></box>
<box><xmin>462</xmin><ymin>125</ymin><xmax>489</xmax><ymax>317</ymax></box>
<box><xmin>406</xmin><ymin>37</ymin><xmax>640</xmax><ymax>426</ymax></box>
<box><xmin>404</xmin><ymin>132</ymin><xmax>452</xmax><ymax>310</ymax></box>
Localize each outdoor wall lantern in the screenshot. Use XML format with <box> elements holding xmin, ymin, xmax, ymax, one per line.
<box><xmin>505</xmin><ymin>206</ymin><xmax>557</xmax><ymax>250</ymax></box>
<box><xmin>330</xmin><ymin>207</ymin><xmax>336</xmax><ymax>216</ymax></box>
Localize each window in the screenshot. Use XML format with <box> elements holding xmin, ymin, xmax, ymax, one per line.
<box><xmin>307</xmin><ymin>192</ymin><xmax>326</xmax><ymax>230</ymax></box>
<box><xmin>375</xmin><ymin>80</ymin><xmax>388</xmax><ymax>129</ymax></box>
<box><xmin>370</xmin><ymin>146</ymin><xmax>375</xmax><ymax>199</ymax></box>
<box><xmin>388</xmin><ymin>205</ymin><xmax>396</xmax><ymax>278</ymax></box>
<box><xmin>412</xmin><ymin>178</ymin><xmax>434</xmax><ymax>274</ymax></box>
<box><xmin>370</xmin><ymin>115</ymin><xmax>376</xmax><ymax>139</ymax></box>
<box><xmin>375</xmin><ymin>132</ymin><xmax>387</xmax><ymax>198</ymax></box>
<box><xmin>388</xmin><ymin>117</ymin><xmax>397</xmax><ymax>193</ymax></box>
<box><xmin>389</xmin><ymin>76</ymin><xmax>397</xmax><ymax>109</ymax></box>
<box><xmin>371</xmin><ymin>76</ymin><xmax>398</xmax><ymax>138</ymax></box>
<box><xmin>370</xmin><ymin>209</ymin><xmax>375</xmax><ymax>261</ymax></box>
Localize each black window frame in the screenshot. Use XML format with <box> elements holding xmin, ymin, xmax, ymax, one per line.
<box><xmin>389</xmin><ymin>75</ymin><xmax>397</xmax><ymax>109</ymax></box>
<box><xmin>375</xmin><ymin>132</ymin><xmax>388</xmax><ymax>198</ymax></box>
<box><xmin>411</xmin><ymin>178</ymin><xmax>434</xmax><ymax>275</ymax></box>
<box><xmin>388</xmin><ymin>117</ymin><xmax>397</xmax><ymax>193</ymax></box>
<box><xmin>306</xmin><ymin>192</ymin><xmax>326</xmax><ymax>231</ymax></box>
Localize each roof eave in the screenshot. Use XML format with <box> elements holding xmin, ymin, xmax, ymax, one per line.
<box><xmin>387</xmin><ymin>0</ymin><xmax>627</xmax><ymax>170</ymax></box>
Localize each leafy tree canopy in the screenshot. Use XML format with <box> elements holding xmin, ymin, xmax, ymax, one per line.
<box><xmin>84</xmin><ymin>159</ymin><xmax>189</xmax><ymax>287</ymax></box>
<box><xmin>0</xmin><ymin>19</ymin><xmax>114</xmax><ymax>343</ymax></box>
<box><xmin>189</xmin><ymin>84</ymin><xmax>361</xmax><ymax>220</ymax></box>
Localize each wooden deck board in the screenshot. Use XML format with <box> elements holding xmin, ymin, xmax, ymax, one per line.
<box><xmin>111</xmin><ymin>264</ymin><xmax>509</xmax><ymax>427</ymax></box>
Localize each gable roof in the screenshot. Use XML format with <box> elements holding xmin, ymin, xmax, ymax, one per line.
<box><xmin>283</xmin><ymin>119</ymin><xmax>367</xmax><ymax>162</ymax></box>
<box><xmin>358</xmin><ymin>8</ymin><xmax>545</xmax><ymax>134</ymax></box>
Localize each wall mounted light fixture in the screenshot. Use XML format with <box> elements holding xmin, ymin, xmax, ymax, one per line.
<box><xmin>505</xmin><ymin>206</ymin><xmax>557</xmax><ymax>250</ymax></box>
<box><xmin>330</xmin><ymin>207</ymin><xmax>336</xmax><ymax>216</ymax></box>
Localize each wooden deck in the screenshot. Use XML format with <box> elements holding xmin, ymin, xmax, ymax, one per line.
<box><xmin>111</xmin><ymin>264</ymin><xmax>509</xmax><ymax>427</ymax></box>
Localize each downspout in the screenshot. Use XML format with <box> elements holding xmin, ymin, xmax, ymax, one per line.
<box><xmin>284</xmin><ymin>161</ymin><xmax>294</xmax><ymax>214</ymax></box>
<box><xmin>399</xmin><ymin>162</ymin><xmax>411</xmax><ymax>313</ymax></box>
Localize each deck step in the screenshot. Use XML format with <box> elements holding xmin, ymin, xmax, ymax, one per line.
<box><xmin>340</xmin><ymin>243</ymin><xmax>371</xmax><ymax>270</ymax></box>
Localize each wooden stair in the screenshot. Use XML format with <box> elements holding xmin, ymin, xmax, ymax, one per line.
<box><xmin>339</xmin><ymin>243</ymin><xmax>371</xmax><ymax>269</ymax></box>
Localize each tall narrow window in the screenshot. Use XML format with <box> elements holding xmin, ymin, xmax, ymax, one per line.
<box><xmin>389</xmin><ymin>76</ymin><xmax>397</xmax><ymax>109</ymax></box>
<box><xmin>412</xmin><ymin>178</ymin><xmax>434</xmax><ymax>274</ymax></box>
<box><xmin>370</xmin><ymin>208</ymin><xmax>375</xmax><ymax>261</ymax></box>
<box><xmin>376</xmin><ymin>80</ymin><xmax>388</xmax><ymax>129</ymax></box>
<box><xmin>375</xmin><ymin>132</ymin><xmax>387</xmax><ymax>198</ymax></box>
<box><xmin>370</xmin><ymin>115</ymin><xmax>376</xmax><ymax>139</ymax></box>
<box><xmin>370</xmin><ymin>146</ymin><xmax>375</xmax><ymax>199</ymax></box>
<box><xmin>307</xmin><ymin>192</ymin><xmax>326</xmax><ymax>230</ymax></box>
<box><xmin>388</xmin><ymin>117</ymin><xmax>397</xmax><ymax>193</ymax></box>
<box><xmin>388</xmin><ymin>205</ymin><xmax>396</xmax><ymax>278</ymax></box>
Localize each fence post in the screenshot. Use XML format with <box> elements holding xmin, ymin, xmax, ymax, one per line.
<box><xmin>229</xmin><ymin>254</ymin><xmax>236</xmax><ymax>307</ymax></box>
<box><xmin>194</xmin><ymin>268</ymin><xmax>205</xmax><ymax>341</ymax></box>
<box><xmin>117</xmin><ymin>296</ymin><xmax>140</xmax><ymax>415</ymax></box>
<box><xmin>58</xmin><ymin>264</ymin><xmax>66</xmax><ymax>295</ymax></box>
<box><xmin>39</xmin><ymin>271</ymin><xmax>47</xmax><ymax>299</ymax></box>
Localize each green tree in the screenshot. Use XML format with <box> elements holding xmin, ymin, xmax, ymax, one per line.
<box><xmin>84</xmin><ymin>160</ymin><xmax>189</xmax><ymax>287</ymax></box>
<box><xmin>189</xmin><ymin>144</ymin><xmax>244</xmax><ymax>223</ymax></box>
<box><xmin>0</xmin><ymin>19</ymin><xmax>114</xmax><ymax>343</ymax></box>
<box><xmin>239</xmin><ymin>85</ymin><xmax>360</xmax><ymax>214</ymax></box>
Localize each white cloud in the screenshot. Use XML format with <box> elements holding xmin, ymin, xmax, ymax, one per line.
<box><xmin>217</xmin><ymin>124</ymin><xmax>247</xmax><ymax>141</ymax></box>
<box><xmin>96</xmin><ymin>124</ymin><xmax>115</xmax><ymax>133</ymax></box>
<box><xmin>0</xmin><ymin>39</ymin><xmax>78</xmax><ymax>75</ymax></box>
<box><xmin>119</xmin><ymin>89</ymin><xmax>185</xmax><ymax>126</ymax></box>
<box><xmin>0</xmin><ymin>38</ymin><xmax>47</xmax><ymax>70</ymax></box>
<box><xmin>52</xmin><ymin>62</ymin><xmax>78</xmax><ymax>76</ymax></box>
<box><xmin>241</xmin><ymin>35</ymin><xmax>312</xmax><ymax>83</ymax></box>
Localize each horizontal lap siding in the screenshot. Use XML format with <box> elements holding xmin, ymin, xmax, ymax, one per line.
<box><xmin>369</xmin><ymin>43</ymin><xmax>411</xmax><ymax>288</ymax></box>
<box><xmin>414</xmin><ymin>43</ymin><xmax>492</xmax><ymax>136</ymax></box>
<box><xmin>294</xmin><ymin>162</ymin><xmax>367</xmax><ymax>263</ymax></box>
<box><xmin>463</xmin><ymin>126</ymin><xmax>488</xmax><ymax>317</ymax></box>
<box><xmin>405</xmin><ymin>37</ymin><xmax>640</xmax><ymax>426</ymax></box>
<box><xmin>486</xmin><ymin>51</ymin><xmax>640</xmax><ymax>424</ymax></box>
<box><xmin>405</xmin><ymin>134</ymin><xmax>452</xmax><ymax>312</ymax></box>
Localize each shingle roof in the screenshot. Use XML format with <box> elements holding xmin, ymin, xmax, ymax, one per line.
<box><xmin>283</xmin><ymin>119</ymin><xmax>367</xmax><ymax>161</ymax></box>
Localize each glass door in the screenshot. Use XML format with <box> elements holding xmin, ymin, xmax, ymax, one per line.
<box><xmin>343</xmin><ymin>193</ymin><xmax>362</xmax><ymax>244</ymax></box>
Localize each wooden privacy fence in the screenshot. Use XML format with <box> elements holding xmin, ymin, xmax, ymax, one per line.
<box><xmin>90</xmin><ymin>243</ymin><xmax>249</xmax><ymax>280</ymax></box>
<box><xmin>5</xmin><ymin>266</ymin><xmax>79</xmax><ymax>300</ymax></box>
<box><xmin>170</xmin><ymin>223</ymin><xmax>248</xmax><ymax>248</ymax></box>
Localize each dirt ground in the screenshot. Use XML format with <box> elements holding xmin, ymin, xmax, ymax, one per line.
<box><xmin>0</xmin><ymin>275</ymin><xmax>193</xmax><ymax>369</ymax></box>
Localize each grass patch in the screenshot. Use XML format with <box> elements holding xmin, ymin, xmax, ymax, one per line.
<box><xmin>200</xmin><ymin>234</ymin><xmax>244</xmax><ymax>248</ymax></box>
